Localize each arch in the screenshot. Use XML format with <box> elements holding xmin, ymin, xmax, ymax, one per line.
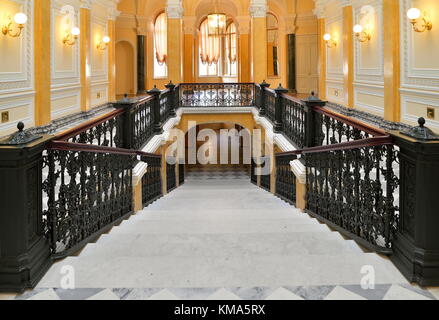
<box><xmin>116</xmin><ymin>40</ymin><xmax>135</xmax><ymax>96</ymax></box>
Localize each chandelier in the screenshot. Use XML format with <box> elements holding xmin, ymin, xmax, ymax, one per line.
<box><xmin>207</xmin><ymin>13</ymin><xmax>226</xmax><ymax>36</ymax></box>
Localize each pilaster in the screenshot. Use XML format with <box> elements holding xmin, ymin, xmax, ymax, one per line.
<box><xmin>34</xmin><ymin>0</ymin><xmax>51</xmax><ymax>126</ymax></box>
<box><xmin>80</xmin><ymin>3</ymin><xmax>92</xmax><ymax>111</ymax></box>
<box><xmin>166</xmin><ymin>0</ymin><xmax>184</xmax><ymax>83</ymax></box>
<box><xmin>342</xmin><ymin>5</ymin><xmax>354</xmax><ymax>108</ymax></box>
<box><xmin>383</xmin><ymin>0</ymin><xmax>401</xmax><ymax>122</ymax></box>
<box><xmin>250</xmin><ymin>0</ymin><xmax>268</xmax><ymax>83</ymax></box>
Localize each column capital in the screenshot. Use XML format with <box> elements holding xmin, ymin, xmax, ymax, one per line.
<box><xmin>79</xmin><ymin>0</ymin><xmax>92</xmax><ymax>10</ymax></box>
<box><xmin>167</xmin><ymin>0</ymin><xmax>184</xmax><ymax>19</ymax></box>
<box><xmin>249</xmin><ymin>0</ymin><xmax>267</xmax><ymax>18</ymax></box>
<box><xmin>284</xmin><ymin>14</ymin><xmax>297</xmax><ymax>34</ymax></box>
<box><xmin>236</xmin><ymin>16</ymin><xmax>251</xmax><ymax>34</ymax></box>
<box><xmin>183</xmin><ymin>16</ymin><xmax>197</xmax><ymax>35</ymax></box>
<box><xmin>108</xmin><ymin>7</ymin><xmax>121</xmax><ymax>21</ymax></box>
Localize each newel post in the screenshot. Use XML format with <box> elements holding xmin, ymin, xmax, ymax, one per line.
<box><xmin>302</xmin><ymin>92</ymin><xmax>326</xmax><ymax>148</ymax></box>
<box><xmin>114</xmin><ymin>94</ymin><xmax>135</xmax><ymax>149</ymax></box>
<box><xmin>148</xmin><ymin>85</ymin><xmax>163</xmax><ymax>134</ymax></box>
<box><xmin>391</xmin><ymin>118</ymin><xmax>439</xmax><ymax>286</ymax></box>
<box><xmin>0</xmin><ymin>124</ymin><xmax>53</xmax><ymax>292</ymax></box>
<box><xmin>274</xmin><ymin>84</ymin><xmax>288</xmax><ymax>133</ymax></box>
<box><xmin>258</xmin><ymin>80</ymin><xmax>270</xmax><ymax>117</ymax></box>
<box><xmin>165</xmin><ymin>81</ymin><xmax>177</xmax><ymax>118</ymax></box>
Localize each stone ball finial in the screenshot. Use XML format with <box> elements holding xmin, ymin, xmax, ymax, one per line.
<box><xmin>418</xmin><ymin>117</ymin><xmax>426</xmax><ymax>128</ymax></box>
<box><xmin>17</xmin><ymin>122</ymin><xmax>24</xmax><ymax>132</ymax></box>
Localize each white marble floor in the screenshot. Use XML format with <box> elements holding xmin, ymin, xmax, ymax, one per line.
<box><xmin>7</xmin><ymin>170</ymin><xmax>438</xmax><ymax>300</ymax></box>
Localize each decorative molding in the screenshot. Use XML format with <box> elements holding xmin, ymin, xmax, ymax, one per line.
<box><xmin>353</xmin><ymin>0</ymin><xmax>384</xmax><ymax>84</ymax></box>
<box><xmin>166</xmin><ymin>0</ymin><xmax>184</xmax><ymax>19</ymax></box>
<box><xmin>0</xmin><ymin>0</ymin><xmax>34</xmax><ymax>94</ymax></box>
<box><xmin>249</xmin><ymin>0</ymin><xmax>267</xmax><ymax>18</ymax></box>
<box><xmin>400</xmin><ymin>0</ymin><xmax>439</xmax><ymax>90</ymax></box>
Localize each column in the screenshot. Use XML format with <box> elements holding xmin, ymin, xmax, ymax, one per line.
<box><xmin>237</xmin><ymin>16</ymin><xmax>251</xmax><ymax>83</ymax></box>
<box><xmin>317</xmin><ymin>18</ymin><xmax>327</xmax><ymax>99</ymax></box>
<box><xmin>286</xmin><ymin>15</ymin><xmax>297</xmax><ymax>93</ymax></box>
<box><xmin>137</xmin><ymin>34</ymin><xmax>146</xmax><ymax>93</ymax></box>
<box><xmin>34</xmin><ymin>0</ymin><xmax>51</xmax><ymax>126</ymax></box>
<box><xmin>342</xmin><ymin>5</ymin><xmax>354</xmax><ymax>108</ymax></box>
<box><xmin>250</xmin><ymin>0</ymin><xmax>268</xmax><ymax>83</ymax></box>
<box><xmin>166</xmin><ymin>0</ymin><xmax>184</xmax><ymax>83</ymax></box>
<box><xmin>383</xmin><ymin>0</ymin><xmax>400</xmax><ymax>122</ymax></box>
<box><xmin>108</xmin><ymin>8</ymin><xmax>119</xmax><ymax>101</ymax></box>
<box><xmin>80</xmin><ymin>2</ymin><xmax>92</xmax><ymax>111</ymax></box>
<box><xmin>183</xmin><ymin>16</ymin><xmax>196</xmax><ymax>83</ymax></box>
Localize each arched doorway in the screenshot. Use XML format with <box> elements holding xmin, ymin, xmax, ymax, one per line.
<box><xmin>116</xmin><ymin>41</ymin><xmax>135</xmax><ymax>97</ymax></box>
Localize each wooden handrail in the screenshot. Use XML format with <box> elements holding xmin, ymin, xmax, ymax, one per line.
<box><xmin>179</xmin><ymin>82</ymin><xmax>255</xmax><ymax>86</ymax></box>
<box><xmin>56</xmin><ymin>108</ymin><xmax>126</xmax><ymax>141</ymax></box>
<box><xmin>48</xmin><ymin>140</ymin><xmax>161</xmax><ymax>159</ymax></box>
<box><xmin>313</xmin><ymin>106</ymin><xmax>386</xmax><ymax>137</ymax></box>
<box><xmin>276</xmin><ymin>135</ymin><xmax>394</xmax><ymax>157</ymax></box>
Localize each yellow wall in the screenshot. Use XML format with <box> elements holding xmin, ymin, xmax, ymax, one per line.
<box><xmin>0</xmin><ymin>0</ymin><xmax>118</xmax><ymax>137</ymax></box>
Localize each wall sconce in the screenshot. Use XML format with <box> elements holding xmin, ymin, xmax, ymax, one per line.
<box><xmin>407</xmin><ymin>8</ymin><xmax>433</xmax><ymax>32</ymax></box>
<box><xmin>2</xmin><ymin>13</ymin><xmax>27</xmax><ymax>38</ymax></box>
<box><xmin>97</xmin><ymin>36</ymin><xmax>110</xmax><ymax>50</ymax></box>
<box><xmin>63</xmin><ymin>27</ymin><xmax>80</xmax><ymax>46</ymax></box>
<box><xmin>353</xmin><ymin>24</ymin><xmax>371</xmax><ymax>42</ymax></box>
<box><xmin>323</xmin><ymin>33</ymin><xmax>337</xmax><ymax>48</ymax></box>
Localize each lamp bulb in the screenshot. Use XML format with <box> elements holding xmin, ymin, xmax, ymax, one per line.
<box><xmin>323</xmin><ymin>33</ymin><xmax>331</xmax><ymax>41</ymax></box>
<box><xmin>103</xmin><ymin>36</ymin><xmax>110</xmax><ymax>44</ymax></box>
<box><xmin>14</xmin><ymin>12</ymin><xmax>28</xmax><ymax>25</ymax></box>
<box><xmin>71</xmin><ymin>27</ymin><xmax>80</xmax><ymax>36</ymax></box>
<box><xmin>353</xmin><ymin>24</ymin><xmax>363</xmax><ymax>34</ymax></box>
<box><xmin>407</xmin><ymin>8</ymin><xmax>421</xmax><ymax>20</ymax></box>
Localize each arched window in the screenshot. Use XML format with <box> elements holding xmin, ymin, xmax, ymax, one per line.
<box><xmin>154</xmin><ymin>12</ymin><xmax>167</xmax><ymax>78</ymax></box>
<box><xmin>224</xmin><ymin>22</ymin><xmax>237</xmax><ymax>76</ymax></box>
<box><xmin>267</xmin><ymin>13</ymin><xmax>279</xmax><ymax>77</ymax></box>
<box><xmin>198</xmin><ymin>18</ymin><xmax>238</xmax><ymax>77</ymax></box>
<box><xmin>199</xmin><ymin>18</ymin><xmax>220</xmax><ymax>76</ymax></box>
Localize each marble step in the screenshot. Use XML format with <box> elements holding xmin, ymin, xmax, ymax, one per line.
<box><xmin>144</xmin><ymin>198</ymin><xmax>293</xmax><ymax>210</ymax></box>
<box><xmin>132</xmin><ymin>209</ymin><xmax>310</xmax><ymax>221</ymax></box>
<box><xmin>38</xmin><ymin>252</ymin><xmax>406</xmax><ymax>289</ymax></box>
<box><xmin>79</xmin><ymin>232</ymin><xmax>365</xmax><ymax>258</ymax></box>
<box><xmin>114</xmin><ymin>218</ymin><xmax>327</xmax><ymax>234</ymax></box>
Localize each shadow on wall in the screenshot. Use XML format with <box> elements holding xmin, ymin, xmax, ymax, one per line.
<box><xmin>116</xmin><ymin>41</ymin><xmax>135</xmax><ymax>96</ymax></box>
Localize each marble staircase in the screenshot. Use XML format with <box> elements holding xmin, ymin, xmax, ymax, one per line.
<box><xmin>34</xmin><ymin>169</ymin><xmax>412</xmax><ymax>299</ymax></box>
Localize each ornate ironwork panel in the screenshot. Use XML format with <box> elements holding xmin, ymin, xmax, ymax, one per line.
<box><xmin>315</xmin><ymin>113</ymin><xmax>372</xmax><ymax>147</ymax></box>
<box><xmin>67</xmin><ymin>114</ymin><xmax>123</xmax><ymax>148</ymax></box>
<box><xmin>167</xmin><ymin>162</ymin><xmax>176</xmax><ymax>192</ymax></box>
<box><xmin>265</xmin><ymin>90</ymin><xmax>276</xmax><ymax>124</ymax></box>
<box><xmin>131</xmin><ymin>99</ymin><xmax>154</xmax><ymax>150</ymax></box>
<box><xmin>42</xmin><ymin>149</ymin><xmax>135</xmax><ymax>257</ymax></box>
<box><xmin>142</xmin><ymin>156</ymin><xmax>162</xmax><ymax>205</ymax></box>
<box><xmin>305</xmin><ymin>144</ymin><xmax>400</xmax><ymax>251</ymax></box>
<box><xmin>275</xmin><ymin>154</ymin><xmax>297</xmax><ymax>204</ymax></box>
<box><xmin>283</xmin><ymin>97</ymin><xmax>306</xmax><ymax>148</ymax></box>
<box><xmin>179</xmin><ymin>83</ymin><xmax>255</xmax><ymax>107</ymax></box>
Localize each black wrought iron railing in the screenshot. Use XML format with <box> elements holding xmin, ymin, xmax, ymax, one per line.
<box><xmin>42</xmin><ymin>141</ymin><xmax>161</xmax><ymax>258</ymax></box>
<box><xmin>275</xmin><ymin>153</ymin><xmax>297</xmax><ymax>205</ymax></box>
<box><xmin>179</xmin><ymin>83</ymin><xmax>255</xmax><ymax>107</ymax></box>
<box><xmin>142</xmin><ymin>154</ymin><xmax>162</xmax><ymax>206</ymax></box>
